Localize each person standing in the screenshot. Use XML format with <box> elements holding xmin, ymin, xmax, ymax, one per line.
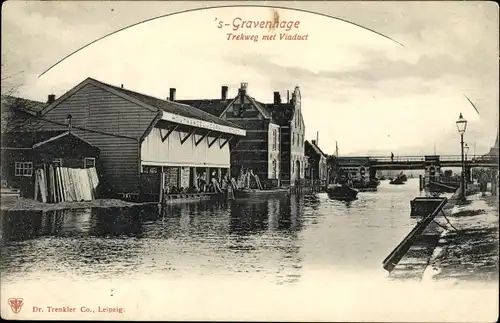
<box><xmin>391</xmin><ymin>152</ymin><xmax>394</xmax><ymax>162</ymax></box>
<box><xmin>479</xmin><ymin>170</ymin><xmax>489</xmax><ymax>197</ymax></box>
<box><xmin>491</xmin><ymin>169</ymin><xmax>498</xmax><ymax>196</ymax></box>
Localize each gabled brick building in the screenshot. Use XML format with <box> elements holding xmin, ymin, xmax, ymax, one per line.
<box><xmin>176</xmin><ymin>83</ymin><xmax>306</xmax><ymax>187</ymax></box>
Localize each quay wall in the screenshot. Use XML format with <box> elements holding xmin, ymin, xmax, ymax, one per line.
<box><xmin>388</xmin><ymin>184</ymin><xmax>485</xmax><ymax>281</ymax></box>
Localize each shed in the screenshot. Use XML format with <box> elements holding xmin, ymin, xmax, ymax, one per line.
<box><xmin>1</xmin><ymin>130</ymin><xmax>100</xmax><ymax>198</ymax></box>
<box><xmin>32</xmin><ymin>131</ymin><xmax>100</xmax><ymax>168</ymax></box>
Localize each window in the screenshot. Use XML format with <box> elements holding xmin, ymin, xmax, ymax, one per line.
<box><xmin>15</xmin><ymin>162</ymin><xmax>33</xmax><ymax>177</ymax></box>
<box><xmin>292</xmin><ymin>132</ymin><xmax>295</xmax><ymax>146</ymax></box>
<box><xmin>53</xmin><ymin>158</ymin><xmax>63</xmax><ymax>167</ymax></box>
<box><xmin>272</xmin><ymin>129</ymin><xmax>277</xmax><ymax>151</ymax></box>
<box><xmin>84</xmin><ymin>157</ymin><xmax>96</xmax><ymax>169</ymax></box>
<box><xmin>272</xmin><ymin>160</ymin><xmax>277</xmax><ymax>179</ymax></box>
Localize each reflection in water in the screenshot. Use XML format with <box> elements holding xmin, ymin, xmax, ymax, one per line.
<box><xmin>1</xmin><ymin>180</ymin><xmax>422</xmax><ymax>286</ymax></box>
<box><xmin>88</xmin><ymin>207</ymin><xmax>144</xmax><ymax>237</ymax></box>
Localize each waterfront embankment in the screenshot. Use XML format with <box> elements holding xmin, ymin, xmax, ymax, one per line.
<box><xmin>0</xmin><ymin>196</ymin><xmax>141</xmax><ymax>212</ymax></box>
<box><xmin>389</xmin><ymin>185</ymin><xmax>499</xmax><ymax>282</ymax></box>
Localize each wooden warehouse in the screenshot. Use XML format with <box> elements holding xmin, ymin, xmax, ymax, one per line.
<box><xmin>25</xmin><ymin>77</ymin><xmax>246</xmax><ymax>198</ymax></box>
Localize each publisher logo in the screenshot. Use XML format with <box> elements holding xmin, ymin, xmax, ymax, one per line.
<box><xmin>8</xmin><ymin>298</ymin><xmax>24</xmax><ymax>314</ymax></box>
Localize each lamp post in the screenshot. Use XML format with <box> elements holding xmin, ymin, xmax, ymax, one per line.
<box><xmin>456</xmin><ymin>113</ymin><xmax>468</xmax><ymax>200</ymax></box>
<box><xmin>464</xmin><ymin>143</ymin><xmax>470</xmax><ymax>186</ymax></box>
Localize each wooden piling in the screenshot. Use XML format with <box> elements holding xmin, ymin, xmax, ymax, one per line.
<box><xmin>159</xmin><ymin>171</ymin><xmax>165</xmax><ymax>206</ymax></box>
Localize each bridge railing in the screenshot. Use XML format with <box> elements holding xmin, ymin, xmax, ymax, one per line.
<box><xmin>369</xmin><ymin>155</ymin><xmax>493</xmax><ymax>163</ymax></box>
<box><xmin>369</xmin><ymin>156</ymin><xmax>426</xmax><ymax>163</ymax></box>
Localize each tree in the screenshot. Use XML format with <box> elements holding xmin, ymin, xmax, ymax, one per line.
<box><xmin>1</xmin><ymin>61</ymin><xmax>46</xmax><ymax>133</ymax></box>
<box><xmin>1</xmin><ymin>55</ymin><xmax>24</xmax><ymax>97</ymax></box>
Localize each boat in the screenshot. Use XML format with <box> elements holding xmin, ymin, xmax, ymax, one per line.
<box><xmin>390</xmin><ymin>176</ymin><xmax>405</xmax><ymax>185</ymax></box>
<box><xmin>425</xmin><ymin>181</ymin><xmax>457</xmax><ymax>193</ymax></box>
<box><xmin>233</xmin><ymin>188</ymin><xmax>290</xmax><ymax>199</ymax></box>
<box><xmin>352</xmin><ymin>178</ymin><xmax>380</xmax><ymax>191</ymax></box>
<box><xmin>327</xmin><ymin>184</ymin><xmax>358</xmax><ymax>201</ymax></box>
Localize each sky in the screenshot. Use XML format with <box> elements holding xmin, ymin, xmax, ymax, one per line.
<box><xmin>2</xmin><ymin>1</ymin><xmax>499</xmax><ymax>156</ymax></box>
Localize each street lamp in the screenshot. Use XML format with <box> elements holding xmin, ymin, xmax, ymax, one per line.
<box><xmin>456</xmin><ymin>113</ymin><xmax>468</xmax><ymax>200</ymax></box>
<box><xmin>464</xmin><ymin>143</ymin><xmax>470</xmax><ymax>185</ymax></box>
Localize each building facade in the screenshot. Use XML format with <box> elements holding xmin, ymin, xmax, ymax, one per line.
<box><xmin>304</xmin><ymin>139</ymin><xmax>328</xmax><ymax>182</ymax></box>
<box><xmin>178</xmin><ymin>83</ymin><xmax>282</xmax><ymax>187</ymax></box>
<box><xmin>10</xmin><ymin>78</ymin><xmax>245</xmax><ymax>196</ymax></box>
<box><xmin>267</xmin><ymin>86</ymin><xmax>306</xmax><ymax>186</ymax></box>
<box><xmin>178</xmin><ymin>83</ymin><xmax>306</xmax><ymax>187</ymax></box>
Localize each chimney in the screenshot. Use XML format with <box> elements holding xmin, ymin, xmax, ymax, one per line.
<box><xmin>316</xmin><ymin>131</ymin><xmax>319</xmax><ymax>145</ymax></box>
<box><xmin>287</xmin><ymin>90</ymin><xmax>290</xmax><ymax>103</ymax></box>
<box><xmin>312</xmin><ymin>140</ymin><xmax>316</xmax><ymax>145</ymax></box>
<box><xmin>169</xmin><ymin>88</ymin><xmax>176</xmax><ymax>101</ymax></box>
<box><xmin>273</xmin><ymin>91</ymin><xmax>281</xmax><ymax>104</ymax></box>
<box><xmin>121</xmin><ymin>84</ymin><xmax>124</xmax><ymax>88</ymax></box>
<box><xmin>221</xmin><ymin>86</ymin><xmax>228</xmax><ymax>101</ymax></box>
<box><xmin>47</xmin><ymin>94</ymin><xmax>56</xmax><ymax>103</ymax></box>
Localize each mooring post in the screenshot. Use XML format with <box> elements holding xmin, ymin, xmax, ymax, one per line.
<box><xmin>159</xmin><ymin>171</ymin><xmax>165</xmax><ymax>205</ymax></box>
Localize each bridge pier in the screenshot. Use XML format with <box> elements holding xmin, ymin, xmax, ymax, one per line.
<box><xmin>465</xmin><ymin>165</ymin><xmax>472</xmax><ymax>183</ymax></box>
<box><xmin>336</xmin><ymin>157</ymin><xmax>371</xmax><ymax>183</ymax></box>
<box><xmin>424</xmin><ymin>155</ymin><xmax>440</xmax><ymax>185</ymax></box>
<box><xmin>359</xmin><ymin>166</ymin><xmax>370</xmax><ymax>183</ymax></box>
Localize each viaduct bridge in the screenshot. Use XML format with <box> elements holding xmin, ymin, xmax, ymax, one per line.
<box><xmin>334</xmin><ymin>154</ymin><xmax>498</xmax><ymax>184</ymax></box>
<box><xmin>333</xmin><ymin>126</ymin><xmax>498</xmax><ymax>184</ymax></box>
<box><xmin>369</xmin><ymin>155</ymin><xmax>498</xmax><ymax>170</ymax></box>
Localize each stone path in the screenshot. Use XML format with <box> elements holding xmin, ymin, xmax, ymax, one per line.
<box><xmin>388</xmin><ymin>187</ymin><xmax>499</xmax><ymax>283</ymax></box>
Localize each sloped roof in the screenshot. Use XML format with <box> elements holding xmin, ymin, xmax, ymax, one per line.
<box><xmin>175</xmin><ymin>99</ymin><xmax>229</xmax><ymax>117</ymax></box>
<box><xmin>312</xmin><ymin>141</ymin><xmax>327</xmax><ymax>157</ymax></box>
<box><xmin>305</xmin><ymin>140</ymin><xmax>327</xmax><ymax>158</ymax></box>
<box><xmin>32</xmin><ymin>131</ymin><xmax>98</xmax><ymax>149</ymax></box>
<box><xmin>89</xmin><ymin>79</ymin><xmax>242</xmax><ymax>130</ymax></box>
<box><xmin>246</xmin><ymin>96</ymin><xmax>271</xmax><ymax>119</ymax></box>
<box><xmin>178</xmin><ymin>92</ymin><xmax>272</xmax><ymax>120</ymax></box>
<box><xmin>1</xmin><ymin>130</ymin><xmax>66</xmax><ymax>148</ymax></box>
<box><xmin>1</xmin><ymin>95</ymin><xmax>47</xmax><ymax>132</ymax></box>
<box><xmin>1</xmin><ymin>95</ymin><xmax>47</xmax><ymax>114</ymax></box>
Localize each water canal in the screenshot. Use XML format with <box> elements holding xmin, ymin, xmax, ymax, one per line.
<box><xmin>1</xmin><ymin>180</ymin><xmax>422</xmax><ymax>285</ymax></box>
<box><xmin>4</xmin><ymin>178</ymin><xmax>494</xmax><ymax>321</ymax></box>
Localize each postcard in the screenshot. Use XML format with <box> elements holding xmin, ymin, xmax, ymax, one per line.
<box><xmin>1</xmin><ymin>1</ymin><xmax>499</xmax><ymax>321</ymax></box>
